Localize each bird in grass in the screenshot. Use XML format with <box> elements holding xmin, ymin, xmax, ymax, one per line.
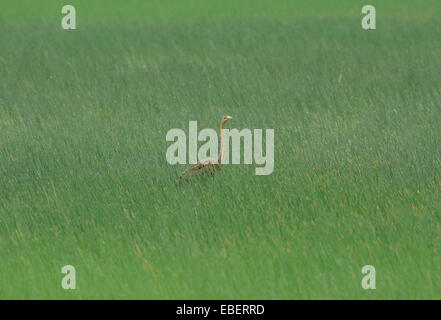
<box><xmin>180</xmin><ymin>114</ymin><xmax>232</xmax><ymax>179</ymax></box>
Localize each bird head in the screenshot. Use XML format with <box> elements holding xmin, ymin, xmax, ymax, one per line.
<box><xmin>223</xmin><ymin>114</ymin><xmax>232</xmax><ymax>122</ymax></box>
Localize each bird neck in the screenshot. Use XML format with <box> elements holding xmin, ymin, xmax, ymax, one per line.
<box><xmin>218</xmin><ymin>121</ymin><xmax>226</xmax><ymax>164</ymax></box>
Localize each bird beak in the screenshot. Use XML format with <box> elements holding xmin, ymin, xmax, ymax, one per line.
<box><xmin>226</xmin><ymin>115</ymin><xmax>232</xmax><ymax>120</ymax></box>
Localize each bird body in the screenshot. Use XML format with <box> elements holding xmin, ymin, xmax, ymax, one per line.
<box><xmin>180</xmin><ymin>115</ymin><xmax>232</xmax><ymax>179</ymax></box>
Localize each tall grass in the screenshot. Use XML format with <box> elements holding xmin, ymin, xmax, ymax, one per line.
<box><xmin>0</xmin><ymin>1</ymin><xmax>440</xmax><ymax>298</ymax></box>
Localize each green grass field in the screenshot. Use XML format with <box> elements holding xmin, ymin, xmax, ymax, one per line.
<box><xmin>1</xmin><ymin>0</ymin><xmax>440</xmax><ymax>299</ymax></box>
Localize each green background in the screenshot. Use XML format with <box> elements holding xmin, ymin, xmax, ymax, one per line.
<box><xmin>0</xmin><ymin>1</ymin><xmax>440</xmax><ymax>298</ymax></box>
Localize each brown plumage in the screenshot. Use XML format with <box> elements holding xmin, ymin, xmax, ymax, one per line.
<box><xmin>180</xmin><ymin>115</ymin><xmax>232</xmax><ymax>179</ymax></box>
